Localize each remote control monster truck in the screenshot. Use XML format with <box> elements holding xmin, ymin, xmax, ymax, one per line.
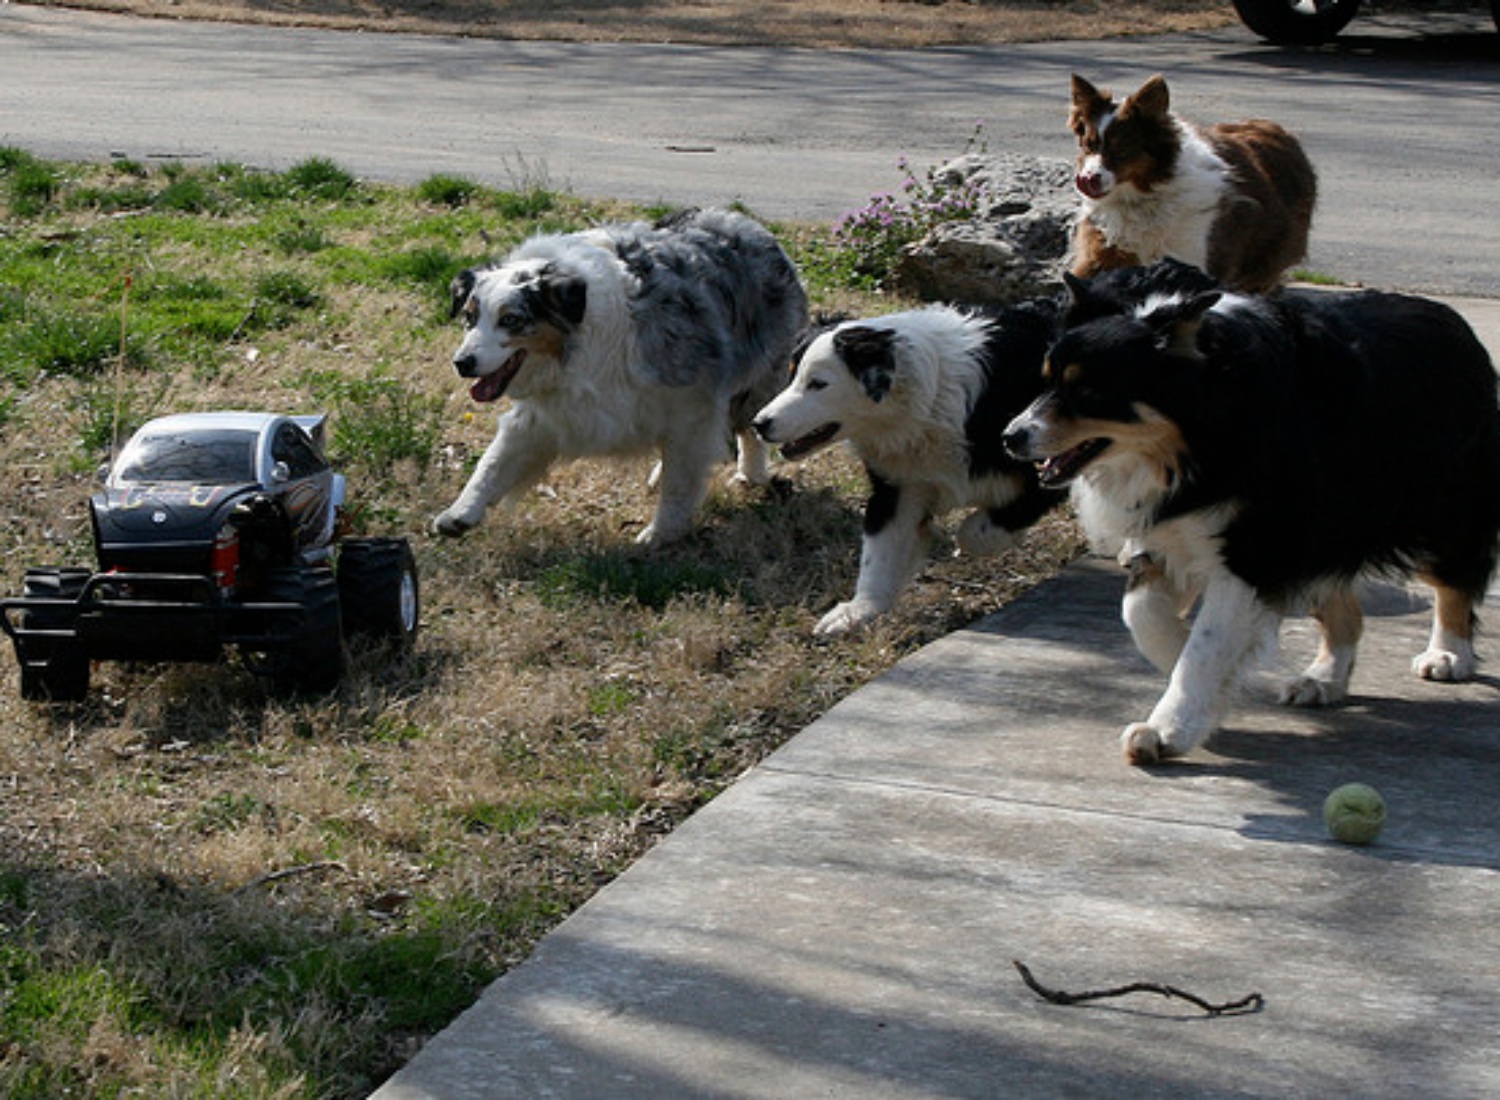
<box><xmin>1</xmin><ymin>411</ymin><xmax>419</xmax><ymax>701</ymax></box>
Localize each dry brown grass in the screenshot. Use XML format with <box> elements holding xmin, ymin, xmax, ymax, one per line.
<box><xmin>0</xmin><ymin>158</ymin><xmax>1087</xmax><ymax>1094</ymax></box>
<box><xmin>23</xmin><ymin>0</ymin><xmax>1235</xmax><ymax>48</ymax></box>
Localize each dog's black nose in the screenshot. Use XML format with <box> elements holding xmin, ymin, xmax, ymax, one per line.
<box><xmin>751</xmin><ymin>414</ymin><xmax>774</xmax><ymax>442</ymax></box>
<box><xmin>453</xmin><ymin>353</ymin><xmax>478</xmax><ymax>378</ymax></box>
<box><xmin>1001</xmin><ymin>425</ymin><xmax>1029</xmax><ymax>459</ymax></box>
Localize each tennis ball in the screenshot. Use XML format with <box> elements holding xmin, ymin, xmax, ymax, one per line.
<box><xmin>1323</xmin><ymin>783</ymin><xmax>1385</xmax><ymax>845</ymax></box>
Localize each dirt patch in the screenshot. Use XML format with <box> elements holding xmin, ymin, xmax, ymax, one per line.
<box><xmin>22</xmin><ymin>0</ymin><xmax>1236</xmax><ymax>49</ymax></box>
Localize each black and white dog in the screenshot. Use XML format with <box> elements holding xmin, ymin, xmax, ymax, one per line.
<box><xmin>752</xmin><ymin>303</ymin><xmax>1063</xmax><ymax>635</ymax></box>
<box><xmin>438</xmin><ymin>209</ymin><xmax>808</xmax><ymax>547</ymax></box>
<box><xmin>1003</xmin><ymin>260</ymin><xmax>1500</xmax><ymax>764</ymax></box>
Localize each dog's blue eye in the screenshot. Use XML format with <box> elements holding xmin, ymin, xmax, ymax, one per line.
<box><xmin>498</xmin><ymin>312</ymin><xmax>524</xmax><ymax>330</ymax></box>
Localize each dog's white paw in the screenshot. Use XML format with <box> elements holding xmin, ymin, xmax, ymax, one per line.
<box><xmin>646</xmin><ymin>461</ymin><xmax>664</xmax><ymax>492</ymax></box>
<box><xmin>1412</xmin><ymin>648</ymin><xmax>1476</xmax><ymax>682</ymax></box>
<box><xmin>1120</xmin><ymin>722</ymin><xmax>1187</xmax><ymax>766</ymax></box>
<box><xmin>727</xmin><ymin>467</ymin><xmax>771</xmax><ymax>489</ymax></box>
<box><xmin>955</xmin><ymin>511</ymin><xmax>1018</xmax><ymax>558</ymax></box>
<box><xmin>433</xmin><ymin>510</ymin><xmax>476</xmax><ymax>538</ymax></box>
<box><xmin>725</xmin><ymin>466</ymin><xmax>771</xmax><ymax>490</ymax></box>
<box><xmin>1278</xmin><ymin>674</ymin><xmax>1347</xmax><ymax>708</ymax></box>
<box><xmin>814</xmin><ymin>601</ymin><xmax>880</xmax><ymax>637</ymax></box>
<box><xmin>731</xmin><ymin>451</ymin><xmax>772</xmax><ymax>488</ymax></box>
<box><xmin>636</xmin><ymin>521</ymin><xmax>689</xmax><ymax>548</ymax></box>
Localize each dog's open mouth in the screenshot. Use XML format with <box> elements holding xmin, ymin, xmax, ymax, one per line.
<box><xmin>1074</xmin><ymin>174</ymin><xmax>1109</xmax><ymax>201</ymax></box>
<box><xmin>1037</xmin><ymin>438</ymin><xmax>1109</xmax><ymax>487</ymax></box>
<box><xmin>469</xmin><ymin>351</ymin><xmax>527</xmax><ymax>403</ymax></box>
<box><xmin>778</xmin><ymin>423</ymin><xmax>841</xmax><ymax>461</ymax></box>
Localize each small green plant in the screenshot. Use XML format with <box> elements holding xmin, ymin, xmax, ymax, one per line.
<box><xmin>300</xmin><ymin>366</ymin><xmax>445</xmax><ymax>474</ymax></box>
<box><xmin>374</xmin><ymin>245</ymin><xmax>464</xmax><ymax>288</ymax></box>
<box><xmin>152</xmin><ymin>172</ymin><xmax>219</xmax><ymax>214</ymax></box>
<box><xmin>418</xmin><ymin>173</ymin><xmax>480</xmax><ymax>207</ymax></box>
<box><xmin>488</xmin><ymin>153</ymin><xmax>562</xmax><ymax>220</ymax></box>
<box><xmin>491</xmin><ymin>186</ymin><xmax>559</xmax><ymax>220</ymax></box>
<box><xmin>587</xmin><ymin>679</ymin><xmax>639</xmax><ymax>717</ymax></box>
<box><xmin>0</xmin><ymin>145</ymin><xmax>37</xmax><ymax>171</ymax></box>
<box><xmin>3</xmin><ymin>302</ymin><xmax>143</xmax><ymax>383</ymax></box>
<box><xmin>255</xmin><ymin>268</ymin><xmax>322</xmax><ymax>312</ymax></box>
<box><xmin>6</xmin><ymin>157</ymin><xmax>60</xmax><ymax>218</ymax></box>
<box><xmin>273</xmin><ymin>218</ymin><xmax>330</xmax><ymax>254</ymax></box>
<box><xmin>68</xmin><ymin>181</ymin><xmax>155</xmax><ymax>214</ymax></box>
<box><xmin>284</xmin><ymin>157</ymin><xmax>359</xmax><ymax>202</ymax></box>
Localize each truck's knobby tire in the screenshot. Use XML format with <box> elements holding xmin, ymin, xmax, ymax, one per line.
<box><xmin>17</xmin><ymin>568</ymin><xmax>91</xmax><ymax>702</ymax></box>
<box><xmin>337</xmin><ymin>538</ymin><xmax>419</xmax><ymax>650</ymax></box>
<box><xmin>1232</xmin><ymin>0</ymin><xmax>1362</xmax><ymax>44</ymax></box>
<box><xmin>264</xmin><ymin>565</ymin><xmax>345</xmax><ymax>695</ymax></box>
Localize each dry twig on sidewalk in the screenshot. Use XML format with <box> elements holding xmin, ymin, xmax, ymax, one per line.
<box><xmin>1013</xmin><ymin>960</ymin><xmax>1264</xmax><ymax>1017</ymax></box>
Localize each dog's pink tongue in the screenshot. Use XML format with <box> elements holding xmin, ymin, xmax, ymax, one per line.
<box><xmin>1075</xmin><ymin>174</ymin><xmax>1107</xmax><ymax>200</ymax></box>
<box><xmin>469</xmin><ymin>372</ymin><xmax>508</xmax><ymax>403</ymax></box>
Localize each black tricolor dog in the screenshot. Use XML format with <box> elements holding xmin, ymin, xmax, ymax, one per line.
<box><xmin>1004</xmin><ymin>260</ymin><xmax>1500</xmax><ymax>763</ymax></box>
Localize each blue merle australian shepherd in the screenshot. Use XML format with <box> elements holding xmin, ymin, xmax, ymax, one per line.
<box><xmin>438</xmin><ymin>209</ymin><xmax>808</xmax><ymax>547</ymax></box>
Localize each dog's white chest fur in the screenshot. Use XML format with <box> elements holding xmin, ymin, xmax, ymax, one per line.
<box><xmin>1082</xmin><ymin>121</ymin><xmax>1230</xmax><ymax>267</ymax></box>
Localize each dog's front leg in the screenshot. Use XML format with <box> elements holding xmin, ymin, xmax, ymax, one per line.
<box><xmin>816</xmin><ymin>476</ymin><xmax>931</xmax><ymax>636</ymax></box>
<box><xmin>638</xmin><ymin>430</ymin><xmax>721</xmax><ymax>547</ymax></box>
<box><xmin>1122</xmin><ymin>571</ymin><xmax>1277</xmax><ymax>765</ymax></box>
<box><xmin>954</xmin><ymin>480</ymin><xmax>1057</xmax><ymax>558</ymax></box>
<box><xmin>434</xmin><ymin>406</ymin><xmax>558</xmax><ymax>537</ymax></box>
<box><xmin>730</xmin><ymin>427</ymin><xmax>772</xmax><ymax>487</ymax></box>
<box><xmin>1121</xmin><ymin>550</ymin><xmax>1195</xmax><ymax>675</ymax></box>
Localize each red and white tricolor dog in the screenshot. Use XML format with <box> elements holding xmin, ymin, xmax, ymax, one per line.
<box><xmin>1068</xmin><ymin>73</ymin><xmax>1317</xmax><ymax>294</ymax></box>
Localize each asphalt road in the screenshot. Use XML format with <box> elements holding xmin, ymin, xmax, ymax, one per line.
<box><xmin>3</xmin><ymin>5</ymin><xmax>1497</xmax><ymax>297</ymax></box>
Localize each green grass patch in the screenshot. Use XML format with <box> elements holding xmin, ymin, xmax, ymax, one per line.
<box><xmin>536</xmin><ymin>553</ymin><xmax>734</xmax><ymax>610</ymax></box>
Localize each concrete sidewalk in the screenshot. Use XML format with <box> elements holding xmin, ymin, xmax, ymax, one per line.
<box><xmin>373</xmin><ymin>303</ymin><xmax>1500</xmax><ymax>1099</ymax></box>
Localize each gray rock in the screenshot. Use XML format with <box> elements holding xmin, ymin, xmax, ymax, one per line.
<box><xmin>894</xmin><ymin>153</ymin><xmax>1078</xmax><ymax>305</ymax></box>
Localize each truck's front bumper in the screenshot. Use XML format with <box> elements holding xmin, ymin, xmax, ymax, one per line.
<box><xmin>1</xmin><ymin>573</ymin><xmax>306</xmax><ymax>663</ymax></box>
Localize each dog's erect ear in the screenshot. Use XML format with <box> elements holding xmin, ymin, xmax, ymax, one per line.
<box><xmin>1061</xmin><ymin>271</ymin><xmax>1106</xmax><ymax>321</ymax></box>
<box><xmin>834</xmin><ymin>326</ymin><xmax>898</xmax><ymax>403</ymax></box>
<box><xmin>1070</xmin><ymin>73</ymin><xmax>1109</xmax><ymax>110</ymax></box>
<box><xmin>537</xmin><ymin>269</ymin><xmax>588</xmax><ymax>328</ymax></box>
<box><xmin>449</xmin><ymin>269</ymin><xmax>478</xmax><ymax>319</ymax></box>
<box><xmin>1152</xmin><ymin>257</ymin><xmax>1216</xmax><ymax>288</ymax></box>
<box><xmin>1143</xmin><ymin>290</ymin><xmax>1221</xmax><ymax>357</ymax></box>
<box><xmin>1069</xmin><ymin>74</ymin><xmax>1112</xmax><ymax>134</ymax></box>
<box><xmin>1122</xmin><ymin>74</ymin><xmax>1170</xmax><ymax>119</ymax></box>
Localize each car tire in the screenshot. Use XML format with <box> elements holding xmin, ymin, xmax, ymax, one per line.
<box><xmin>17</xmin><ymin>568</ymin><xmax>91</xmax><ymax>703</ymax></box>
<box><xmin>337</xmin><ymin>538</ymin><xmax>420</xmax><ymax>650</ymax></box>
<box><xmin>264</xmin><ymin>564</ymin><xmax>345</xmax><ymax>695</ymax></box>
<box><xmin>1232</xmin><ymin>0</ymin><xmax>1362</xmax><ymax>44</ymax></box>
